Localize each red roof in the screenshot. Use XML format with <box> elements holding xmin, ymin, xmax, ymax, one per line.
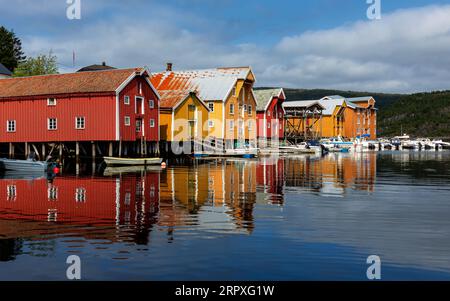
<box><xmin>0</xmin><ymin>68</ymin><xmax>146</xmax><ymax>99</ymax></box>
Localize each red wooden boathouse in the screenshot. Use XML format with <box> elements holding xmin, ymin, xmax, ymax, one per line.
<box><xmin>0</xmin><ymin>67</ymin><xmax>160</xmax><ymax>159</ymax></box>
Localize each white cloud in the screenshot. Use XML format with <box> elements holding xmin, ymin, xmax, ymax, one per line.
<box><xmin>13</xmin><ymin>3</ymin><xmax>450</xmax><ymax>93</ymax></box>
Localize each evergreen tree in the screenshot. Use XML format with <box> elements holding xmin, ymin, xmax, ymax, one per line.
<box><xmin>0</xmin><ymin>26</ymin><xmax>26</xmax><ymax>71</ymax></box>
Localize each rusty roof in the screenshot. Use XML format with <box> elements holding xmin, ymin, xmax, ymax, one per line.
<box><xmin>151</xmin><ymin>67</ymin><xmax>254</xmax><ymax>103</ymax></box>
<box><xmin>0</xmin><ymin>67</ymin><xmax>147</xmax><ymax>98</ymax></box>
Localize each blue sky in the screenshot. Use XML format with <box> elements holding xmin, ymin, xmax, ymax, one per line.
<box><xmin>2</xmin><ymin>0</ymin><xmax>450</xmax><ymax>93</ymax></box>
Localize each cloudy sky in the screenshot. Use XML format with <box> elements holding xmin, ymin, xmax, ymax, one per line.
<box><xmin>1</xmin><ymin>0</ymin><xmax>450</xmax><ymax>93</ymax></box>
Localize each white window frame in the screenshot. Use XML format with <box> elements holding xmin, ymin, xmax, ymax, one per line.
<box><xmin>150</xmin><ymin>119</ymin><xmax>155</xmax><ymax>128</ymax></box>
<box><xmin>75</xmin><ymin>117</ymin><xmax>85</xmax><ymax>130</ymax></box>
<box><xmin>7</xmin><ymin>120</ymin><xmax>16</xmax><ymax>133</ymax></box>
<box><xmin>149</xmin><ymin>99</ymin><xmax>155</xmax><ymax>109</ymax></box>
<box><xmin>124</xmin><ymin>116</ymin><xmax>131</xmax><ymax>126</ymax></box>
<box><xmin>124</xmin><ymin>95</ymin><xmax>130</xmax><ymax>105</ymax></box>
<box><xmin>48</xmin><ymin>118</ymin><xmax>57</xmax><ymax>130</ymax></box>
<box><xmin>47</xmin><ymin>98</ymin><xmax>57</xmax><ymax>106</ymax></box>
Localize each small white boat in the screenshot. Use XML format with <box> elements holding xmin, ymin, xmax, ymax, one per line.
<box><xmin>0</xmin><ymin>157</ymin><xmax>49</xmax><ymax>173</ymax></box>
<box><xmin>103</xmin><ymin>157</ymin><xmax>163</xmax><ymax>166</ymax></box>
<box><xmin>321</xmin><ymin>137</ymin><xmax>355</xmax><ymax>151</ymax></box>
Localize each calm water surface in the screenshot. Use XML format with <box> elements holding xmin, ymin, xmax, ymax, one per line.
<box><xmin>1</xmin><ymin>151</ymin><xmax>450</xmax><ymax>280</ymax></box>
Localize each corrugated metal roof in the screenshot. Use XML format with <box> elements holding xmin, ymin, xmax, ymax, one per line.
<box><xmin>151</xmin><ymin>67</ymin><xmax>253</xmax><ymax>102</ymax></box>
<box><xmin>0</xmin><ymin>67</ymin><xmax>147</xmax><ymax>98</ymax></box>
<box><xmin>347</xmin><ymin>96</ymin><xmax>374</xmax><ymax>102</ymax></box>
<box><xmin>0</xmin><ymin>63</ymin><xmax>12</xmax><ymax>76</ymax></box>
<box><xmin>253</xmin><ymin>88</ymin><xmax>284</xmax><ymax>111</ymax></box>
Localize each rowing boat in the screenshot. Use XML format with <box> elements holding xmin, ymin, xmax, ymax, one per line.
<box><xmin>103</xmin><ymin>157</ymin><xmax>163</xmax><ymax>166</ymax></box>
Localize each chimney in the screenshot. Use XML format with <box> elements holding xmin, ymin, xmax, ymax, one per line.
<box><xmin>102</xmin><ymin>61</ymin><xmax>106</xmax><ymax>66</ymax></box>
<box><xmin>166</xmin><ymin>62</ymin><xmax>173</xmax><ymax>72</ymax></box>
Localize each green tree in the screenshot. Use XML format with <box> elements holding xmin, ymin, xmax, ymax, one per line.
<box><xmin>13</xmin><ymin>51</ymin><xmax>59</xmax><ymax>77</ymax></box>
<box><xmin>0</xmin><ymin>26</ymin><xmax>26</xmax><ymax>71</ymax></box>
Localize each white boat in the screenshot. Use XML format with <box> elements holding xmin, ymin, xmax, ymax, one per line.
<box><xmin>0</xmin><ymin>157</ymin><xmax>49</xmax><ymax>173</ymax></box>
<box><xmin>103</xmin><ymin>157</ymin><xmax>163</xmax><ymax>166</ymax></box>
<box><xmin>321</xmin><ymin>137</ymin><xmax>355</xmax><ymax>151</ymax></box>
<box><xmin>279</xmin><ymin>142</ymin><xmax>325</xmax><ymax>155</ymax></box>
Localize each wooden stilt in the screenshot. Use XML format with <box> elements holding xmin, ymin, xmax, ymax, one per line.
<box><xmin>109</xmin><ymin>142</ymin><xmax>113</xmax><ymax>157</ymax></box>
<box><xmin>42</xmin><ymin>144</ymin><xmax>46</xmax><ymax>160</ymax></box>
<box><xmin>24</xmin><ymin>142</ymin><xmax>28</xmax><ymax>158</ymax></box>
<box><xmin>76</xmin><ymin>142</ymin><xmax>80</xmax><ymax>175</ymax></box>
<box><xmin>9</xmin><ymin>143</ymin><xmax>14</xmax><ymax>159</ymax></box>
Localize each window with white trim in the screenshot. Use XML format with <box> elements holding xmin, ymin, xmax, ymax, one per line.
<box><xmin>124</xmin><ymin>116</ymin><xmax>131</xmax><ymax>126</ymax></box>
<box><xmin>229</xmin><ymin>104</ymin><xmax>234</xmax><ymax>114</ymax></box>
<box><xmin>268</xmin><ymin>122</ymin><xmax>271</xmax><ymax>129</ymax></box>
<box><xmin>138</xmin><ymin>82</ymin><xmax>142</xmax><ymax>94</ymax></box>
<box><xmin>7</xmin><ymin>185</ymin><xmax>16</xmax><ymax>201</ymax></box>
<box><xmin>7</xmin><ymin>120</ymin><xmax>16</xmax><ymax>132</ymax></box>
<box><xmin>48</xmin><ymin>118</ymin><xmax>57</xmax><ymax>130</ymax></box>
<box><xmin>208</xmin><ymin>103</ymin><xmax>214</xmax><ymax>112</ymax></box>
<box><xmin>47</xmin><ymin>98</ymin><xmax>57</xmax><ymax>106</ymax></box>
<box><xmin>124</xmin><ymin>96</ymin><xmax>130</xmax><ymax>105</ymax></box>
<box><xmin>150</xmin><ymin>119</ymin><xmax>155</xmax><ymax>127</ymax></box>
<box><xmin>149</xmin><ymin>99</ymin><xmax>154</xmax><ymax>108</ymax></box>
<box><xmin>75</xmin><ymin>188</ymin><xmax>86</xmax><ymax>203</ymax></box>
<box><xmin>75</xmin><ymin>117</ymin><xmax>85</xmax><ymax>129</ymax></box>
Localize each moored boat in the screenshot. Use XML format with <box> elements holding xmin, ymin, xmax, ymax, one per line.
<box><xmin>103</xmin><ymin>157</ymin><xmax>163</xmax><ymax>166</ymax></box>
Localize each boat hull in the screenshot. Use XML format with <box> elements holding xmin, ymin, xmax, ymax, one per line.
<box><xmin>0</xmin><ymin>158</ymin><xmax>47</xmax><ymax>173</ymax></box>
<box><xmin>103</xmin><ymin>157</ymin><xmax>163</xmax><ymax>166</ymax></box>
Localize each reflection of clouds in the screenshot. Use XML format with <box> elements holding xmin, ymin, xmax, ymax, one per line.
<box><xmin>280</xmin><ymin>152</ymin><xmax>450</xmax><ymax>274</ymax></box>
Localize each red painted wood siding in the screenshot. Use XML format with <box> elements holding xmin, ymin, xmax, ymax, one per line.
<box><xmin>0</xmin><ymin>174</ymin><xmax>160</xmax><ymax>225</ymax></box>
<box><xmin>118</xmin><ymin>76</ymin><xmax>159</xmax><ymax>142</ymax></box>
<box><xmin>256</xmin><ymin>96</ymin><xmax>284</xmax><ymax>139</ymax></box>
<box><xmin>0</xmin><ymin>94</ymin><xmax>116</xmax><ymax>142</ymax></box>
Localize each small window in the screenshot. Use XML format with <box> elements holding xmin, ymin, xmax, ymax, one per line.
<box><xmin>136</xmin><ymin>119</ymin><xmax>142</xmax><ymax>132</ymax></box>
<box><xmin>268</xmin><ymin>111</ymin><xmax>271</xmax><ymax>117</ymax></box>
<box><xmin>230</xmin><ymin>104</ymin><xmax>234</xmax><ymax>114</ymax></box>
<box><xmin>7</xmin><ymin>185</ymin><xmax>16</xmax><ymax>201</ymax></box>
<box><xmin>232</xmin><ymin>87</ymin><xmax>236</xmax><ymax>96</ymax></box>
<box><xmin>150</xmin><ymin>119</ymin><xmax>155</xmax><ymax>127</ymax></box>
<box><xmin>208</xmin><ymin>120</ymin><xmax>215</xmax><ymax>128</ymax></box>
<box><xmin>75</xmin><ymin>117</ymin><xmax>85</xmax><ymax>129</ymax></box>
<box><xmin>138</xmin><ymin>83</ymin><xmax>142</xmax><ymax>94</ymax></box>
<box><xmin>149</xmin><ymin>99</ymin><xmax>154</xmax><ymax>108</ymax></box>
<box><xmin>124</xmin><ymin>96</ymin><xmax>130</xmax><ymax>105</ymax></box>
<box><xmin>7</xmin><ymin>120</ymin><xmax>16</xmax><ymax>132</ymax></box>
<box><xmin>47</xmin><ymin>98</ymin><xmax>57</xmax><ymax>106</ymax></box>
<box><xmin>268</xmin><ymin>123</ymin><xmax>271</xmax><ymax>129</ymax></box>
<box><xmin>75</xmin><ymin>188</ymin><xmax>86</xmax><ymax>203</ymax></box>
<box><xmin>248</xmin><ymin>105</ymin><xmax>252</xmax><ymax>116</ymax></box>
<box><xmin>48</xmin><ymin>118</ymin><xmax>57</xmax><ymax>130</ymax></box>
<box><xmin>244</xmin><ymin>104</ymin><xmax>247</xmax><ymax>112</ymax></box>
<box><xmin>208</xmin><ymin>103</ymin><xmax>214</xmax><ymax>112</ymax></box>
<box><xmin>124</xmin><ymin>116</ymin><xmax>131</xmax><ymax>126</ymax></box>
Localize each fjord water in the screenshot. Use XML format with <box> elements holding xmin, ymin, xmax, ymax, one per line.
<box><xmin>1</xmin><ymin>152</ymin><xmax>450</xmax><ymax>280</ymax></box>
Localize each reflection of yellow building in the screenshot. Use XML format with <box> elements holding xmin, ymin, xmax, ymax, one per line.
<box><xmin>284</xmin><ymin>153</ymin><xmax>377</xmax><ymax>193</ymax></box>
<box><xmin>158</xmin><ymin>161</ymin><xmax>257</xmax><ymax>232</ymax></box>
<box><xmin>152</xmin><ymin>66</ymin><xmax>257</xmax><ymax>150</ymax></box>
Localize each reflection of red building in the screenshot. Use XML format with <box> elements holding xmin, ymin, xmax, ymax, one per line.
<box><xmin>256</xmin><ymin>158</ymin><xmax>285</xmax><ymax>203</ymax></box>
<box><xmin>0</xmin><ymin>173</ymin><xmax>160</xmax><ymax>243</ymax></box>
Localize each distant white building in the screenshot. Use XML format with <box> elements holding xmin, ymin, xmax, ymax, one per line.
<box><xmin>0</xmin><ymin>63</ymin><xmax>12</xmax><ymax>79</ymax></box>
